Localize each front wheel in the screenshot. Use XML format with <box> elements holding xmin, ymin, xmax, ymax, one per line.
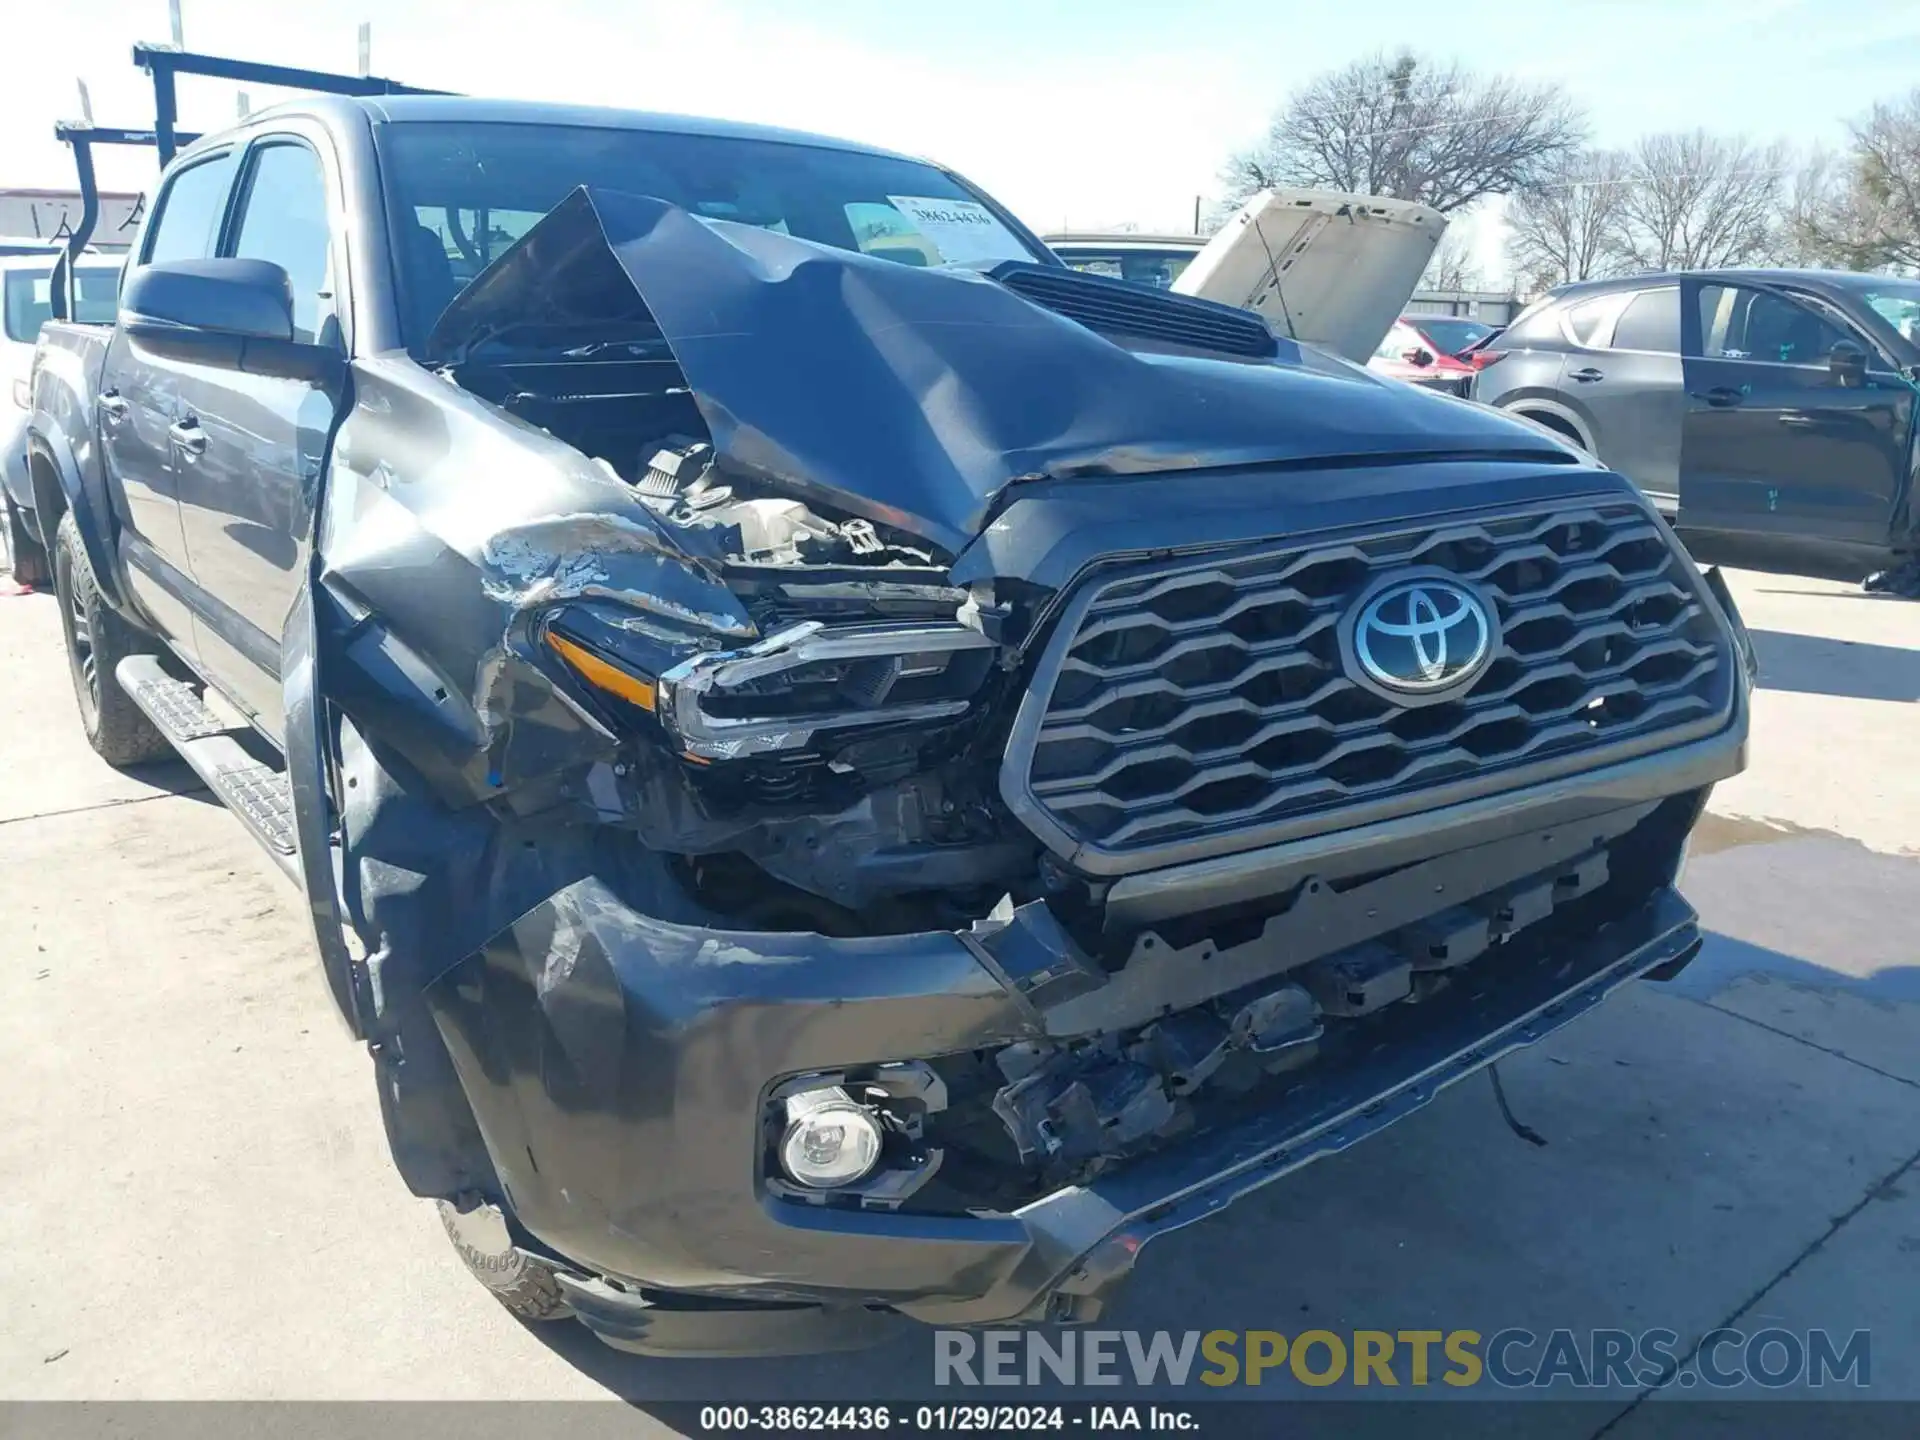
<box><xmin>437</xmin><ymin>1194</ymin><xmax>574</xmax><ymax>1323</ymax></box>
<box><xmin>52</xmin><ymin>512</ymin><xmax>172</xmax><ymax>767</ymax></box>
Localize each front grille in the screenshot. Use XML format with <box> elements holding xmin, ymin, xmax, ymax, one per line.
<box><xmin>1005</xmin><ymin>500</ymin><xmax>1733</xmax><ymax>870</ymax></box>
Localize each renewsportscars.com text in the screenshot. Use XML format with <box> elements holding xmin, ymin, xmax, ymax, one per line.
<box><xmin>934</xmin><ymin>1327</ymin><xmax>1870</xmax><ymax>1390</ymax></box>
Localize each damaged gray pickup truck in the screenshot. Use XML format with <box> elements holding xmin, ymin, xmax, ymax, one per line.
<box><xmin>25</xmin><ymin>97</ymin><xmax>1755</xmax><ymax>1355</ymax></box>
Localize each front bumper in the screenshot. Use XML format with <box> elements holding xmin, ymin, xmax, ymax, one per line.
<box><xmin>425</xmin><ymin>760</ymin><xmax>1726</xmax><ymax>1353</ymax></box>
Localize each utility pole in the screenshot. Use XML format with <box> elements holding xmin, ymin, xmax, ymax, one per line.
<box><xmin>1193</xmin><ymin>195</ymin><xmax>1201</xmax><ymax>234</ymax></box>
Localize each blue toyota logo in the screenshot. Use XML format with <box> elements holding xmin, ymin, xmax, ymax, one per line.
<box><xmin>1350</xmin><ymin>578</ymin><xmax>1495</xmax><ymax>696</ymax></box>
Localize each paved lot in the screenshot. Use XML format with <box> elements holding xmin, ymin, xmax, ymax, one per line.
<box><xmin>1</xmin><ymin>563</ymin><xmax>1916</xmax><ymax>1430</ymax></box>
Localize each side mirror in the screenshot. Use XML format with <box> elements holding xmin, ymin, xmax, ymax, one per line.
<box><xmin>120</xmin><ymin>258</ymin><xmax>340</xmax><ymax>383</ymax></box>
<box><xmin>1404</xmin><ymin>347</ymin><xmax>1435</xmax><ymax>367</ymax></box>
<box><xmin>1828</xmin><ymin>338</ymin><xmax>1868</xmax><ymax>387</ymax></box>
<box><xmin>122</xmin><ymin>258</ymin><xmax>295</xmax><ymax>343</ymax></box>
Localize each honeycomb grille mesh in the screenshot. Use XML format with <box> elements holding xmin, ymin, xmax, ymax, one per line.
<box><xmin>1016</xmin><ymin>502</ymin><xmax>1730</xmax><ymax>859</ymax></box>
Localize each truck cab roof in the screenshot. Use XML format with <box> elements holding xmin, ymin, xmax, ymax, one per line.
<box><xmin>176</xmin><ymin>92</ymin><xmax>928</xmax><ymax>170</ymax></box>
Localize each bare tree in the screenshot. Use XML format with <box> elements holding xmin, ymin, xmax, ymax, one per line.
<box><xmin>1615</xmin><ymin>131</ymin><xmax>1791</xmax><ymax>271</ymax></box>
<box><xmin>1504</xmin><ymin>149</ymin><xmax>1632</xmax><ymax>288</ymax></box>
<box><xmin>1223</xmin><ymin>50</ymin><xmax>1586</xmax><ymax>214</ymax></box>
<box><xmin>1421</xmin><ymin>230</ymin><xmax>1483</xmax><ymax>292</ymax></box>
<box><xmin>1796</xmin><ymin>90</ymin><xmax>1920</xmax><ymax>271</ymax></box>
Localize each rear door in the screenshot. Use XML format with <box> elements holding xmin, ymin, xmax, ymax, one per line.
<box><xmin>1568</xmin><ymin>286</ymin><xmax>1685</xmax><ymax>514</ymax></box>
<box><xmin>99</xmin><ymin>148</ymin><xmax>240</xmax><ymax>647</ymax></box>
<box><xmin>1679</xmin><ymin>279</ymin><xmax>1912</xmax><ymax>544</ymax></box>
<box><xmin>173</xmin><ymin>133</ymin><xmax>347</xmax><ymax>735</ymax></box>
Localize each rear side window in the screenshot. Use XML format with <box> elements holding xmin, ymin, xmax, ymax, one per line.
<box><xmin>1498</xmin><ymin>299</ymin><xmax>1571</xmax><ymax>348</ymax></box>
<box><xmin>1610</xmin><ymin>288</ymin><xmax>1680</xmax><ymax>354</ymax></box>
<box><xmin>1564</xmin><ymin>295</ymin><xmax>1622</xmax><ymax>347</ymax></box>
<box><xmin>143</xmin><ymin>153</ymin><xmax>239</xmax><ymax>265</ymax></box>
<box><xmin>229</xmin><ymin>142</ymin><xmax>334</xmax><ymax>343</ymax></box>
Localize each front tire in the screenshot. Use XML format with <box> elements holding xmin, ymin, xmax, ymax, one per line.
<box><xmin>437</xmin><ymin>1194</ymin><xmax>574</xmax><ymax>1323</ymax></box>
<box><xmin>52</xmin><ymin>512</ymin><xmax>172</xmax><ymax>767</ymax></box>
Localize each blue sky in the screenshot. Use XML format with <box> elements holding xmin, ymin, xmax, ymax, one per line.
<box><xmin>7</xmin><ymin>0</ymin><xmax>1918</xmax><ymax>281</ymax></box>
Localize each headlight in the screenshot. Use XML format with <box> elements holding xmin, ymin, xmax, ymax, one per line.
<box><xmin>657</xmin><ymin>620</ymin><xmax>995</xmax><ymax>761</ymax></box>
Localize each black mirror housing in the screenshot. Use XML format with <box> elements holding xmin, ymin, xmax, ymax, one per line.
<box><xmin>119</xmin><ymin>258</ymin><xmax>342</xmax><ymax>383</ymax></box>
<box><xmin>123</xmin><ymin>257</ymin><xmax>297</xmax><ymax>343</ymax></box>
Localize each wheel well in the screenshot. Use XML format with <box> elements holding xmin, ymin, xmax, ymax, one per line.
<box><xmin>1509</xmin><ymin>406</ymin><xmax>1587</xmax><ymax>447</ymax></box>
<box><xmin>28</xmin><ymin>448</ymin><xmax>67</xmax><ymax>551</ymax></box>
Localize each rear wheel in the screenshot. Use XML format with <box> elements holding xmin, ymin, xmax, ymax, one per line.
<box><xmin>52</xmin><ymin>512</ymin><xmax>172</xmax><ymax>766</ymax></box>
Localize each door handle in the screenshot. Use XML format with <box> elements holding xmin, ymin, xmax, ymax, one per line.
<box><xmin>168</xmin><ymin>417</ymin><xmax>208</xmax><ymax>455</ymax></box>
<box><xmin>1568</xmin><ymin>367</ymin><xmax>1605</xmax><ymax>382</ymax></box>
<box><xmin>1690</xmin><ymin>387</ymin><xmax>1744</xmax><ymax>407</ymax></box>
<box><xmin>99</xmin><ymin>391</ymin><xmax>130</xmax><ymax>425</ymax></box>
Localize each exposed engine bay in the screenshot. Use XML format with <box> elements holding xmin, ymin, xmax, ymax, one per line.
<box><xmin>444</xmin><ymin>357</ymin><xmax>1046</xmax><ymax>937</ymax></box>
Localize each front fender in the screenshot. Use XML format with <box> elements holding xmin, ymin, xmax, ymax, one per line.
<box><xmin>282</xmin><ymin>570</ymin><xmax>371</xmax><ymax>1038</ymax></box>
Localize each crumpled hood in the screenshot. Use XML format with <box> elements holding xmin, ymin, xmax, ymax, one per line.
<box><xmin>425</xmin><ymin>186</ymin><xmax>1572</xmax><ymax>555</ymax></box>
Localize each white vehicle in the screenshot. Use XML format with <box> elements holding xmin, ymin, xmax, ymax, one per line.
<box><xmin>1048</xmin><ymin>188</ymin><xmax>1447</xmax><ymax>364</ymax></box>
<box><xmin>3</xmin><ymin>253</ymin><xmax>120</xmax><ymax>581</ymax></box>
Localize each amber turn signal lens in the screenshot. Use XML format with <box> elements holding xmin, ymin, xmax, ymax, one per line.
<box><xmin>545</xmin><ymin>631</ymin><xmax>657</xmax><ymax>712</ymax></box>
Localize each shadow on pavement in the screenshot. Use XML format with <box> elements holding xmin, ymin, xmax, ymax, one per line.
<box><xmin>1747</xmin><ymin>628</ymin><xmax>1920</xmax><ymax>702</ymax></box>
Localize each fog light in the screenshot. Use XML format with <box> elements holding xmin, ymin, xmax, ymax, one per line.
<box><xmin>779</xmin><ymin>1087</ymin><xmax>883</xmax><ymax>1189</ymax></box>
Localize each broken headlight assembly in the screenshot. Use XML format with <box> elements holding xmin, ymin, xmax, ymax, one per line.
<box><xmin>657</xmin><ymin>621</ymin><xmax>996</xmax><ymax>761</ymax></box>
<box><xmin>542</xmin><ymin>609</ymin><xmax>998</xmax><ymax>762</ymax></box>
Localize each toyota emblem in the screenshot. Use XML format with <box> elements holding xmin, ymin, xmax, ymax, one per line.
<box><xmin>1348</xmin><ymin>577</ymin><xmax>1496</xmax><ymax>698</ymax></box>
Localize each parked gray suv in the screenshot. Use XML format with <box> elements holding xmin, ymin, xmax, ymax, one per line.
<box><xmin>1469</xmin><ymin>270</ymin><xmax>1920</xmax><ymax>573</ymax></box>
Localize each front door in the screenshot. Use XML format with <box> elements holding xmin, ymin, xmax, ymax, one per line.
<box><xmin>173</xmin><ymin>138</ymin><xmax>344</xmax><ymax>736</ymax></box>
<box><xmin>1680</xmin><ymin>279</ymin><xmax>1914</xmax><ymax>544</ymax></box>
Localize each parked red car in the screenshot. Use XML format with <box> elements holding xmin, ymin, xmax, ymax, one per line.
<box><xmin>1367</xmin><ymin>314</ymin><xmax>1499</xmax><ymax>395</ymax></box>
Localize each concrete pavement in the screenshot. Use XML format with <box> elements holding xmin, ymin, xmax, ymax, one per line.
<box><xmin>1</xmin><ymin>564</ymin><xmax>1915</xmax><ymax>1430</ymax></box>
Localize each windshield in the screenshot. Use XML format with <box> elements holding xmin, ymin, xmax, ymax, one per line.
<box><xmin>378</xmin><ymin>121</ymin><xmax>1047</xmax><ymax>351</ymax></box>
<box><xmin>1411</xmin><ymin>316</ymin><xmax>1495</xmax><ymax>355</ymax></box>
<box><xmin>1055</xmin><ymin>247</ymin><xmax>1198</xmax><ymax>290</ymax></box>
<box><xmin>3</xmin><ymin>266</ymin><xmax>120</xmax><ymax>343</ymax></box>
<box><xmin>1858</xmin><ymin>280</ymin><xmax>1920</xmax><ymax>346</ymax></box>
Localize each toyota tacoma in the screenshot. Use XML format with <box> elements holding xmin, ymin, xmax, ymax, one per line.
<box><xmin>23</xmin><ymin>93</ymin><xmax>1753</xmax><ymax>1356</ymax></box>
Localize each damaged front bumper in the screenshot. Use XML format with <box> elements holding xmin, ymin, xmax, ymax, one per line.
<box><xmin>422</xmin><ymin>740</ymin><xmax>1727</xmax><ymax>1355</ymax></box>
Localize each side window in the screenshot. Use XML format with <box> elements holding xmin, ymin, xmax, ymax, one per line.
<box><xmin>229</xmin><ymin>142</ymin><xmax>334</xmax><ymax>344</ymax></box>
<box><xmin>1564</xmin><ymin>295</ymin><xmax>1622</xmax><ymax>348</ymax></box>
<box><xmin>1610</xmin><ymin>288</ymin><xmax>1680</xmax><ymax>354</ymax></box>
<box><xmin>1696</xmin><ymin>284</ymin><xmax>1851</xmax><ymax>366</ymax></box>
<box><xmin>142</xmin><ymin>153</ymin><xmax>240</xmax><ymax>265</ymax></box>
<box><xmin>1499</xmin><ymin>299</ymin><xmax>1571</xmax><ymax>348</ymax></box>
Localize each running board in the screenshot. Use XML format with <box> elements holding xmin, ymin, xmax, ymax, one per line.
<box><xmin>116</xmin><ymin>655</ymin><xmax>300</xmax><ymax>883</ymax></box>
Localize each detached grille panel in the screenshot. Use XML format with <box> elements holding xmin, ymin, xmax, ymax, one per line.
<box><xmin>1006</xmin><ymin>501</ymin><xmax>1733</xmax><ymax>869</ymax></box>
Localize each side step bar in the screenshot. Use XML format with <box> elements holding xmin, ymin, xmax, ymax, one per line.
<box><xmin>116</xmin><ymin>655</ymin><xmax>300</xmax><ymax>884</ymax></box>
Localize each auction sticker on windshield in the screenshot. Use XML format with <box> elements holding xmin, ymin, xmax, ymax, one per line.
<box><xmin>886</xmin><ymin>195</ymin><xmax>1030</xmax><ymax>264</ymax></box>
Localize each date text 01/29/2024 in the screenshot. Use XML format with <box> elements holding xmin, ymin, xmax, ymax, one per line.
<box><xmin>696</xmin><ymin>1405</ymin><xmax>1201</xmax><ymax>1432</ymax></box>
